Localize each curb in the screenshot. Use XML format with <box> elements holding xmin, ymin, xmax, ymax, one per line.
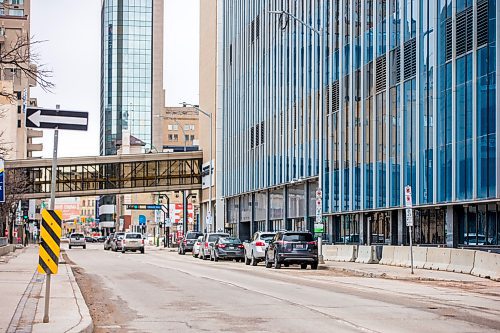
<box><xmin>64</xmin><ymin>263</ymin><xmax>94</xmax><ymax>333</ymax></box>
<box><xmin>323</xmin><ymin>263</ymin><xmax>473</xmax><ymax>282</ymax></box>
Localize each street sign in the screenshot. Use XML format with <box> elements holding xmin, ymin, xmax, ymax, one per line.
<box><xmin>406</xmin><ymin>208</ymin><xmax>414</xmax><ymax>227</ymax></box>
<box><xmin>25</xmin><ymin>107</ymin><xmax>88</xmax><ymax>131</ymax></box>
<box><xmin>126</xmin><ymin>204</ymin><xmax>162</xmax><ymax>210</ymax></box>
<box><xmin>314</xmin><ymin>223</ymin><xmax>324</xmax><ymax>233</ymax></box>
<box><xmin>164</xmin><ymin>218</ymin><xmax>172</xmax><ymax>227</ymax></box>
<box><xmin>404</xmin><ymin>185</ymin><xmax>412</xmax><ymax>207</ymax></box>
<box><xmin>0</xmin><ymin>159</ymin><xmax>4</xmax><ymax>203</ymax></box>
<box><xmin>38</xmin><ymin>210</ymin><xmax>62</xmax><ymax>275</ymax></box>
<box><xmin>206</xmin><ymin>212</ymin><xmax>212</xmax><ymax>225</ymax></box>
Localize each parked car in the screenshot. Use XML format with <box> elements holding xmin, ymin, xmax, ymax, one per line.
<box><xmin>111</xmin><ymin>232</ymin><xmax>126</xmax><ymax>252</ymax></box>
<box><xmin>120</xmin><ymin>232</ymin><xmax>145</xmax><ymax>254</ymax></box>
<box><xmin>199</xmin><ymin>233</ymin><xmax>230</xmax><ymax>260</ymax></box>
<box><xmin>85</xmin><ymin>236</ymin><xmax>97</xmax><ymax>243</ymax></box>
<box><xmin>96</xmin><ymin>236</ymin><xmax>107</xmax><ymax>243</ymax></box>
<box><xmin>104</xmin><ymin>233</ymin><xmax>114</xmax><ymax>250</ymax></box>
<box><xmin>211</xmin><ymin>237</ymin><xmax>245</xmax><ymax>262</ymax></box>
<box><xmin>178</xmin><ymin>231</ymin><xmax>204</xmax><ymax>255</ymax></box>
<box><xmin>69</xmin><ymin>233</ymin><xmax>86</xmax><ymax>249</ymax></box>
<box><xmin>243</xmin><ymin>231</ymin><xmax>276</xmax><ymax>266</ymax></box>
<box><xmin>192</xmin><ymin>236</ymin><xmax>204</xmax><ymax>258</ymax></box>
<box><xmin>265</xmin><ymin>231</ymin><xmax>318</xmax><ymax>270</ymax></box>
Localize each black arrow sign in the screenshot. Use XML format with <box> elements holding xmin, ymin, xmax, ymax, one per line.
<box><xmin>25</xmin><ymin>107</ymin><xmax>88</xmax><ymax>131</ymax></box>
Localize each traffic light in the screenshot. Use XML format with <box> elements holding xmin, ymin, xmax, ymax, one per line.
<box><xmin>20</xmin><ymin>200</ymin><xmax>29</xmax><ymax>220</ymax></box>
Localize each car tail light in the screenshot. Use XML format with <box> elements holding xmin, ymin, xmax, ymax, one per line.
<box><xmin>237</xmin><ymin>244</ymin><xmax>244</xmax><ymax>249</ymax></box>
<box><xmin>307</xmin><ymin>241</ymin><xmax>317</xmax><ymax>246</ymax></box>
<box><xmin>255</xmin><ymin>241</ymin><xmax>266</xmax><ymax>247</ymax></box>
<box><xmin>217</xmin><ymin>244</ymin><xmax>226</xmax><ymax>248</ymax></box>
<box><xmin>183</xmin><ymin>239</ymin><xmax>187</xmax><ymax>244</ymax></box>
<box><xmin>205</xmin><ymin>242</ymin><xmax>208</xmax><ymax>248</ymax></box>
<box><xmin>141</xmin><ymin>239</ymin><xmax>144</xmax><ymax>245</ymax></box>
<box><xmin>196</xmin><ymin>242</ymin><xmax>200</xmax><ymax>245</ymax></box>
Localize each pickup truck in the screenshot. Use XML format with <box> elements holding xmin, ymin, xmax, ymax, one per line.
<box><xmin>243</xmin><ymin>231</ymin><xmax>276</xmax><ymax>266</ymax></box>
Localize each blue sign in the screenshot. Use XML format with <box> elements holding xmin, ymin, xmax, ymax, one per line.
<box><xmin>145</xmin><ymin>204</ymin><xmax>161</xmax><ymax>210</ymax></box>
<box><xmin>138</xmin><ymin>215</ymin><xmax>146</xmax><ymax>226</ymax></box>
<box><xmin>0</xmin><ymin>160</ymin><xmax>4</xmax><ymax>203</ymax></box>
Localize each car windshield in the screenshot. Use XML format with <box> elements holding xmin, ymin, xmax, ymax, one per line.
<box><xmin>283</xmin><ymin>233</ymin><xmax>313</xmax><ymax>242</ymax></box>
<box><xmin>208</xmin><ymin>234</ymin><xmax>229</xmax><ymax>242</ymax></box>
<box><xmin>187</xmin><ymin>233</ymin><xmax>202</xmax><ymax>239</ymax></box>
<box><xmin>220</xmin><ymin>237</ymin><xmax>241</xmax><ymax>244</ymax></box>
<box><xmin>126</xmin><ymin>234</ymin><xmax>142</xmax><ymax>239</ymax></box>
<box><xmin>260</xmin><ymin>234</ymin><xmax>275</xmax><ymax>241</ymax></box>
<box><xmin>72</xmin><ymin>234</ymin><xmax>84</xmax><ymax>238</ymax></box>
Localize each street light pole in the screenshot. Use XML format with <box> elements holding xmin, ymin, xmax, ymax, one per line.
<box><xmin>268</xmin><ymin>10</ymin><xmax>325</xmax><ymax>264</ymax></box>
<box><xmin>181</xmin><ymin>103</ymin><xmax>213</xmax><ymax>232</ymax></box>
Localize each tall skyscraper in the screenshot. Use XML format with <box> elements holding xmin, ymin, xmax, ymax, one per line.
<box><xmin>100</xmin><ymin>0</ymin><xmax>164</xmax><ymax>156</ymax></box>
<box><xmin>221</xmin><ymin>0</ymin><xmax>499</xmax><ymax>248</ymax></box>
<box><xmin>99</xmin><ymin>0</ymin><xmax>164</xmax><ymax>232</ymax></box>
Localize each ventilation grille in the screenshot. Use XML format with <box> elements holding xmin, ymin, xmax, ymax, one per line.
<box><xmin>403</xmin><ymin>38</ymin><xmax>416</xmax><ymax>80</ymax></box>
<box><xmin>376</xmin><ymin>56</ymin><xmax>386</xmax><ymax>93</ymax></box>
<box><xmin>250</xmin><ymin>20</ymin><xmax>255</xmax><ymax>44</ymax></box>
<box><xmin>445</xmin><ymin>18</ymin><xmax>453</xmax><ymax>61</ymax></box>
<box><xmin>391</xmin><ymin>47</ymin><xmax>401</xmax><ymax>85</ymax></box>
<box><xmin>456</xmin><ymin>7</ymin><xmax>473</xmax><ymax>57</ymax></box>
<box><xmin>255</xmin><ymin>123</ymin><xmax>259</xmax><ymax>146</ymax></box>
<box><xmin>333</xmin><ymin>80</ymin><xmax>340</xmax><ymax>112</ymax></box>
<box><xmin>250</xmin><ymin>127</ymin><xmax>254</xmax><ymax>149</ymax></box>
<box><xmin>256</xmin><ymin>15</ymin><xmax>260</xmax><ymax>40</ymax></box>
<box><xmin>477</xmin><ymin>0</ymin><xmax>489</xmax><ymax>47</ymax></box>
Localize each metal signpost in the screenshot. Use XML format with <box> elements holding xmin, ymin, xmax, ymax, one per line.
<box><xmin>0</xmin><ymin>159</ymin><xmax>4</xmax><ymax>203</ymax></box>
<box><xmin>405</xmin><ymin>185</ymin><xmax>414</xmax><ymax>274</ymax></box>
<box><xmin>26</xmin><ymin>105</ymin><xmax>88</xmax><ymax>323</ymax></box>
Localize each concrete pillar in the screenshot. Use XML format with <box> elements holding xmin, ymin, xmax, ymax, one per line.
<box><xmin>397</xmin><ymin>209</ymin><xmax>404</xmax><ymax>245</ymax></box>
<box><xmin>446</xmin><ymin>205</ymin><xmax>457</xmax><ymax>248</ymax></box>
<box><xmin>359</xmin><ymin>213</ymin><xmax>366</xmax><ymax>245</ymax></box>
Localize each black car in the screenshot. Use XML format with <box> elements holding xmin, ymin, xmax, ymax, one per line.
<box><xmin>96</xmin><ymin>236</ymin><xmax>107</xmax><ymax>243</ymax></box>
<box><xmin>85</xmin><ymin>236</ymin><xmax>97</xmax><ymax>243</ymax></box>
<box><xmin>211</xmin><ymin>237</ymin><xmax>245</xmax><ymax>262</ymax></box>
<box><xmin>265</xmin><ymin>231</ymin><xmax>318</xmax><ymax>270</ymax></box>
<box><xmin>178</xmin><ymin>231</ymin><xmax>204</xmax><ymax>255</ymax></box>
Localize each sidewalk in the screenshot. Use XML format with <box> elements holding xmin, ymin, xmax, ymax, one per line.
<box><xmin>323</xmin><ymin>260</ymin><xmax>495</xmax><ymax>283</ymax></box>
<box><xmin>0</xmin><ymin>246</ymin><xmax>92</xmax><ymax>333</ymax></box>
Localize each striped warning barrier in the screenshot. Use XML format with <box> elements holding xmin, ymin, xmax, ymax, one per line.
<box><xmin>38</xmin><ymin>210</ymin><xmax>62</xmax><ymax>275</ymax></box>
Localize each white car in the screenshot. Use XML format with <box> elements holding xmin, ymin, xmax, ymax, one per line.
<box><xmin>192</xmin><ymin>236</ymin><xmax>203</xmax><ymax>258</ymax></box>
<box><xmin>69</xmin><ymin>233</ymin><xmax>86</xmax><ymax>249</ymax></box>
<box><xmin>243</xmin><ymin>231</ymin><xmax>276</xmax><ymax>266</ymax></box>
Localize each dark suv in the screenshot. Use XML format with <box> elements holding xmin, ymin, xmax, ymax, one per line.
<box><xmin>265</xmin><ymin>231</ymin><xmax>318</xmax><ymax>270</ymax></box>
<box><xmin>178</xmin><ymin>231</ymin><xmax>204</xmax><ymax>255</ymax></box>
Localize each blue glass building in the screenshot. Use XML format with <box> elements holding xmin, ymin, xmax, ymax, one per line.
<box><xmin>222</xmin><ymin>0</ymin><xmax>499</xmax><ymax>248</ymax></box>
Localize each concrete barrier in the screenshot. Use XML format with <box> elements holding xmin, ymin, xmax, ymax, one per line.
<box><xmin>379</xmin><ymin>246</ymin><xmax>396</xmax><ymax>265</ymax></box>
<box><xmin>393</xmin><ymin>246</ymin><xmax>411</xmax><ymax>267</ymax></box>
<box><xmin>447</xmin><ymin>249</ymin><xmax>475</xmax><ymax>274</ymax></box>
<box><xmin>471</xmin><ymin>251</ymin><xmax>500</xmax><ymax>281</ymax></box>
<box><xmin>0</xmin><ymin>244</ymin><xmax>15</xmax><ymax>257</ymax></box>
<box><xmin>338</xmin><ymin>245</ymin><xmax>357</xmax><ymax>262</ymax></box>
<box><xmin>355</xmin><ymin>245</ymin><xmax>379</xmax><ymax>264</ymax></box>
<box><xmin>323</xmin><ymin>245</ymin><xmax>339</xmax><ymax>261</ymax></box>
<box><xmin>413</xmin><ymin>247</ymin><xmax>428</xmax><ymax>269</ymax></box>
<box><xmin>424</xmin><ymin>247</ymin><xmax>452</xmax><ymax>270</ymax></box>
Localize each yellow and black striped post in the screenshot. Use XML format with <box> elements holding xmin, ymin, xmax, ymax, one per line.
<box><xmin>38</xmin><ymin>209</ymin><xmax>62</xmax><ymax>275</ymax></box>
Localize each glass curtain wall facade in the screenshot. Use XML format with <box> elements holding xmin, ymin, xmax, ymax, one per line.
<box><xmin>100</xmin><ymin>0</ymin><xmax>153</xmax><ymax>156</ymax></box>
<box><xmin>222</xmin><ymin>0</ymin><xmax>499</xmax><ymax>247</ymax></box>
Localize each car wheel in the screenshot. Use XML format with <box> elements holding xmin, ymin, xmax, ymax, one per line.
<box><xmin>300</xmin><ymin>263</ymin><xmax>307</xmax><ymax>269</ymax></box>
<box><xmin>273</xmin><ymin>253</ymin><xmax>281</xmax><ymax>269</ymax></box>
<box><xmin>193</xmin><ymin>253</ymin><xmax>198</xmax><ymax>258</ymax></box>
<box><xmin>265</xmin><ymin>252</ymin><xmax>272</xmax><ymax>268</ymax></box>
<box><xmin>251</xmin><ymin>252</ymin><xmax>258</xmax><ymax>266</ymax></box>
<box><xmin>284</xmin><ymin>264</ymin><xmax>289</xmax><ymax>267</ymax></box>
<box><xmin>311</xmin><ymin>262</ymin><xmax>318</xmax><ymax>270</ymax></box>
<box><xmin>244</xmin><ymin>251</ymin><xmax>251</xmax><ymax>265</ymax></box>
<box><xmin>141</xmin><ymin>248</ymin><xmax>145</xmax><ymax>254</ymax></box>
<box><xmin>202</xmin><ymin>250</ymin><xmax>207</xmax><ymax>260</ymax></box>
<box><xmin>122</xmin><ymin>249</ymin><xmax>126</xmax><ymax>254</ymax></box>
<box><xmin>214</xmin><ymin>254</ymin><xmax>219</xmax><ymax>262</ymax></box>
<box><xmin>83</xmin><ymin>245</ymin><xmax>86</xmax><ymax>249</ymax></box>
<box><xmin>69</xmin><ymin>245</ymin><xmax>72</xmax><ymax>249</ymax></box>
<box><xmin>210</xmin><ymin>251</ymin><xmax>214</xmax><ymax>261</ymax></box>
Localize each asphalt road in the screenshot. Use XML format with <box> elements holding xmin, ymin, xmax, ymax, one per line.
<box><xmin>63</xmin><ymin>243</ymin><xmax>500</xmax><ymax>333</ymax></box>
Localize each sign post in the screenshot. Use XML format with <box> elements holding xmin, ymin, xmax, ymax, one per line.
<box><xmin>315</xmin><ymin>189</ymin><xmax>324</xmax><ymax>264</ymax></box>
<box><xmin>405</xmin><ymin>185</ymin><xmax>414</xmax><ymax>274</ymax></box>
<box><xmin>26</xmin><ymin>105</ymin><xmax>89</xmax><ymax>323</ymax></box>
<box><xmin>0</xmin><ymin>159</ymin><xmax>4</xmax><ymax>203</ymax></box>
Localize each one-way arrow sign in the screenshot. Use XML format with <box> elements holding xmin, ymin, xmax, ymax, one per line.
<box><xmin>25</xmin><ymin>107</ymin><xmax>88</xmax><ymax>131</ymax></box>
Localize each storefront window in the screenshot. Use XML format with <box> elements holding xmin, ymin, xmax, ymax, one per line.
<box><xmin>368</xmin><ymin>212</ymin><xmax>391</xmax><ymax>244</ymax></box>
<box><xmin>334</xmin><ymin>214</ymin><xmax>360</xmax><ymax>244</ymax></box>
<box><xmin>459</xmin><ymin>204</ymin><xmax>500</xmax><ymax>246</ymax></box>
<box><xmin>412</xmin><ymin>208</ymin><xmax>445</xmax><ymax>245</ymax></box>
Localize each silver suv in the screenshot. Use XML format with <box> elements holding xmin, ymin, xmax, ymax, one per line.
<box><xmin>199</xmin><ymin>233</ymin><xmax>229</xmax><ymax>260</ymax></box>
<box><xmin>121</xmin><ymin>232</ymin><xmax>145</xmax><ymax>254</ymax></box>
<box><xmin>69</xmin><ymin>233</ymin><xmax>86</xmax><ymax>249</ymax></box>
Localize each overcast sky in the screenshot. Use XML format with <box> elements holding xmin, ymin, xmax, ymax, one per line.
<box><xmin>30</xmin><ymin>0</ymin><xmax>200</xmax><ymax>158</ymax></box>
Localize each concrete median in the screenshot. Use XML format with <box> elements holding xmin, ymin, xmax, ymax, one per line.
<box><xmin>471</xmin><ymin>250</ymin><xmax>500</xmax><ymax>281</ymax></box>
<box><xmin>424</xmin><ymin>247</ymin><xmax>451</xmax><ymax>271</ymax></box>
<box><xmin>323</xmin><ymin>245</ymin><xmax>339</xmax><ymax>261</ymax></box>
<box><xmin>323</xmin><ymin>245</ymin><xmax>357</xmax><ymax>262</ymax></box>
<box><xmin>447</xmin><ymin>249</ymin><xmax>475</xmax><ymax>274</ymax></box>
<box><xmin>379</xmin><ymin>246</ymin><xmax>396</xmax><ymax>266</ymax></box>
<box><xmin>355</xmin><ymin>245</ymin><xmax>379</xmax><ymax>264</ymax></box>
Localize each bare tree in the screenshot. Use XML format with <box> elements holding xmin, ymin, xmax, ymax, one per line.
<box><xmin>0</xmin><ymin>34</ymin><xmax>54</xmax><ymax>100</ymax></box>
<box><xmin>0</xmin><ymin>109</ymin><xmax>11</xmax><ymax>159</ymax></box>
<box><xmin>0</xmin><ymin>168</ymin><xmax>31</xmax><ymax>243</ymax></box>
